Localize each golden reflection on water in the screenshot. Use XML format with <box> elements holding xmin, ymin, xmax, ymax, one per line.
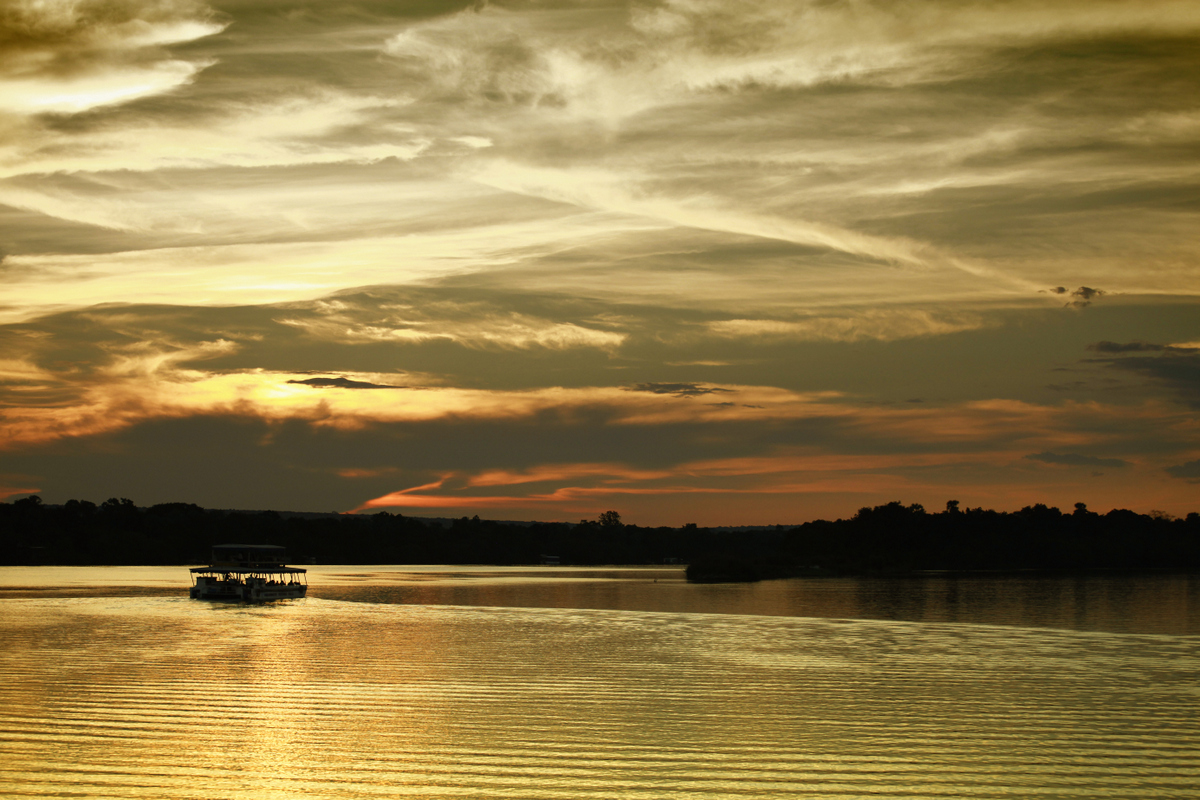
<box><xmin>3</xmin><ymin>566</ymin><xmax>1197</xmax><ymax>635</ymax></box>
<box><xmin>295</xmin><ymin>566</ymin><xmax>1200</xmax><ymax>635</ymax></box>
<box><xmin>1</xmin><ymin>570</ymin><xmax>1199</xmax><ymax>798</ymax></box>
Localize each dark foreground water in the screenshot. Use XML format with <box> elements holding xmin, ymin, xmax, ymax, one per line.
<box><xmin>1</xmin><ymin>567</ymin><xmax>1197</xmax><ymax>798</ymax></box>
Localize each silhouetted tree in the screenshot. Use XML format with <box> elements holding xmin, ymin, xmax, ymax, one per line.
<box><xmin>598</xmin><ymin>510</ymin><xmax>622</xmax><ymax>528</ymax></box>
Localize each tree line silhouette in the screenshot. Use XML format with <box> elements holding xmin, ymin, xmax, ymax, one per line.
<box><xmin>1</xmin><ymin>496</ymin><xmax>1197</xmax><ymax>579</ymax></box>
<box><xmin>686</xmin><ymin>500</ymin><xmax>1200</xmax><ymax>581</ymax></box>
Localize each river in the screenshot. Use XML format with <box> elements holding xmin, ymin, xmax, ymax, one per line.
<box><xmin>1</xmin><ymin>566</ymin><xmax>1197</xmax><ymax>798</ymax></box>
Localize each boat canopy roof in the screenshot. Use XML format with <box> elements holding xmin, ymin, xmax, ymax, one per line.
<box><xmin>213</xmin><ymin>543</ymin><xmax>285</xmax><ymax>550</ymax></box>
<box><xmin>191</xmin><ymin>565</ymin><xmax>307</xmax><ymax>574</ymax></box>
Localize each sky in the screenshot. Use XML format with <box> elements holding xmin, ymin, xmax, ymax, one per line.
<box><xmin>2</xmin><ymin>0</ymin><xmax>1199</xmax><ymax>526</ymax></box>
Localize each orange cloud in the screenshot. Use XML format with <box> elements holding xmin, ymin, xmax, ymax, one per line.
<box><xmin>352</xmin><ymin>450</ymin><xmax>973</xmax><ymax>517</ymax></box>
<box><xmin>352</xmin><ymin>473</ymin><xmax>928</xmax><ymax>517</ymax></box>
<box><xmin>466</xmin><ymin>463</ymin><xmax>673</xmax><ymax>488</ymax></box>
<box><xmin>0</xmin><ymin>487</ymin><xmax>41</xmax><ymax>501</ymax></box>
<box><xmin>337</xmin><ymin>467</ymin><xmax>401</xmax><ymax>479</ymax></box>
<box><xmin>6</xmin><ymin>341</ymin><xmax>1196</xmax><ymax>525</ymax></box>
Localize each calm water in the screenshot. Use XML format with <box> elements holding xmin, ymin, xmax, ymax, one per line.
<box><xmin>1</xmin><ymin>567</ymin><xmax>1197</xmax><ymax>798</ymax></box>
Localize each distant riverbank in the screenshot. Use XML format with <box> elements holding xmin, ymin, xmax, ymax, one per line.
<box><xmin>3</xmin><ymin>496</ymin><xmax>1198</xmax><ymax>577</ymax></box>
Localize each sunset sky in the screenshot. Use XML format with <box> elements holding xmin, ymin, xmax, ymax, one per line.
<box><xmin>2</xmin><ymin>0</ymin><xmax>1199</xmax><ymax>525</ymax></box>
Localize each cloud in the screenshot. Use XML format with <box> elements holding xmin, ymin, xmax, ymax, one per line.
<box><xmin>466</xmin><ymin>464</ymin><xmax>636</xmax><ymax>487</ymax></box>
<box><xmin>384</xmin><ymin>0</ymin><xmax>1200</xmax><ymax>116</ymax></box>
<box><xmin>1166</xmin><ymin>459</ymin><xmax>1200</xmax><ymax>480</ymax></box>
<box><xmin>1068</xmin><ymin>286</ymin><xmax>1106</xmax><ymax>307</ymax></box>
<box><xmin>0</xmin><ymin>0</ymin><xmax>225</xmax><ymax>115</ymax></box>
<box><xmin>383</xmin><ymin>9</ymin><xmax>567</xmax><ymax>108</ymax></box>
<box><xmin>4</xmin><ymin>0</ymin><xmax>1200</xmax><ymax>524</ymax></box>
<box><xmin>6</xmin><ymin>356</ymin><xmax>1199</xmax><ymax>523</ymax></box>
<box><xmin>350</xmin><ymin>450</ymin><xmax>956</xmax><ymax>516</ymax></box>
<box><xmin>0</xmin><ymin>222</ymin><xmax>624</xmax><ymax>323</ymax></box>
<box><xmin>1</xmin><ymin>92</ymin><xmax>427</xmax><ymax>181</ymax></box>
<box><xmin>706</xmin><ymin>310</ymin><xmax>986</xmax><ymax>343</ymax></box>
<box><xmin>6</xmin><ymin>323</ymin><xmax>1191</xmax><ymax>464</ymax></box>
<box><xmin>1025</xmin><ymin>451</ymin><xmax>1131</xmax><ymax>468</ymax></box>
<box><xmin>471</xmin><ymin>160</ymin><xmax>945</xmax><ymax>270</ymax></box>
<box><xmin>1088</xmin><ymin>341</ymin><xmax>1165</xmax><ymax>353</ymax></box>
<box><xmin>1051</xmin><ymin>285</ymin><xmax>1107</xmax><ymax>307</ymax></box>
<box><xmin>1088</xmin><ymin>344</ymin><xmax>1200</xmax><ymax>407</ymax></box>
<box><xmin>0</xmin><ymin>485</ymin><xmax>41</xmax><ymax>501</ymax></box>
<box><xmin>626</xmin><ymin>382</ymin><xmax>733</xmax><ymax>398</ymax></box>
<box><xmin>6</xmin><ymin>0</ymin><xmax>1199</xmax><ymax>326</ymax></box>
<box><xmin>276</xmin><ymin>295</ymin><xmax>628</xmax><ymax>353</ymax></box>
<box><xmin>286</xmin><ymin>376</ymin><xmax>406</xmax><ymax>390</ymax></box>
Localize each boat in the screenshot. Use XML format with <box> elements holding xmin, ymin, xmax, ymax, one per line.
<box><xmin>189</xmin><ymin>544</ymin><xmax>308</xmax><ymax>602</ymax></box>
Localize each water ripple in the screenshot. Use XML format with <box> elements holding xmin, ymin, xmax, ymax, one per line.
<box><xmin>1</xmin><ymin>596</ymin><xmax>1197</xmax><ymax>799</ymax></box>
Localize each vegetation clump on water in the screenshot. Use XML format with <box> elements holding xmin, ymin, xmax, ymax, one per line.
<box><xmin>1</xmin><ymin>496</ymin><xmax>1198</xmax><ymax>580</ymax></box>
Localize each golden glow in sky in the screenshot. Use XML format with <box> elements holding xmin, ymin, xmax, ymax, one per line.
<box><xmin>2</xmin><ymin>0</ymin><xmax>1199</xmax><ymax>523</ymax></box>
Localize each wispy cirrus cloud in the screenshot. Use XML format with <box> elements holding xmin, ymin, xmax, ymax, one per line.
<box><xmin>705</xmin><ymin>310</ymin><xmax>987</xmax><ymax>343</ymax></box>
<box><xmin>5</xmin><ymin>1</ymin><xmax>1200</xmax><ymax>522</ymax></box>
<box><xmin>0</xmin><ymin>0</ymin><xmax>225</xmax><ymax>115</ymax></box>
